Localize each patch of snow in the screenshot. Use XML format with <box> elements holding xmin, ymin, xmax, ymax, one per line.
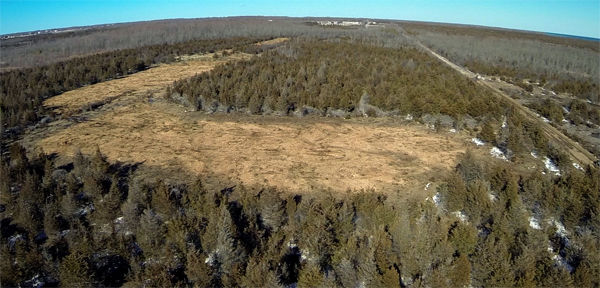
<box><xmin>287</xmin><ymin>241</ymin><xmax>297</xmax><ymax>249</ymax></box>
<box><xmin>7</xmin><ymin>234</ymin><xmax>24</xmax><ymax>249</ymax></box>
<box><xmin>542</xmin><ymin>117</ymin><xmax>551</xmax><ymax>123</ymax></box>
<box><xmin>553</xmin><ymin>254</ymin><xmax>575</xmax><ymax>273</ymax></box>
<box><xmin>114</xmin><ymin>217</ymin><xmax>124</xmax><ymax>224</ymax></box>
<box><xmin>551</xmin><ymin>91</ymin><xmax>557</xmax><ymax>96</ymax></box>
<box><xmin>548</xmin><ymin>218</ymin><xmax>569</xmax><ymax>238</ymax></box>
<box><xmin>432</xmin><ymin>192</ymin><xmax>442</xmax><ymax>207</ymax></box>
<box><xmin>23</xmin><ymin>274</ymin><xmax>44</xmax><ymax>288</ymax></box>
<box><xmin>301</xmin><ymin>249</ymin><xmax>315</xmax><ymax>262</ymax></box>
<box><xmin>405</xmin><ymin>114</ymin><xmax>413</xmax><ymax>121</ymax></box>
<box><xmin>587</xmin><ymin>99</ymin><xmax>592</xmax><ymax>104</ymax></box>
<box><xmin>451</xmin><ymin>211</ymin><xmax>468</xmax><ymax>222</ymax></box>
<box><xmin>530</xmin><ymin>151</ymin><xmax>539</xmax><ymax>158</ymax></box>
<box><xmin>562</xmin><ymin>118</ymin><xmax>569</xmax><ymax>124</ymax></box>
<box><xmin>490</xmin><ymin>147</ymin><xmax>509</xmax><ymax>161</ymax></box>
<box><xmin>205</xmin><ymin>249</ymin><xmax>220</xmax><ymax>266</ymax></box>
<box><xmin>573</xmin><ymin>163</ymin><xmax>584</xmax><ymax>171</ymax></box>
<box><xmin>424</xmin><ymin>183</ymin><xmax>431</xmax><ymax>190</ymax></box>
<box><xmin>562</xmin><ymin>106</ymin><xmax>570</xmax><ymax>114</ymax></box>
<box><xmin>449</xmin><ymin>128</ymin><xmax>456</xmax><ymax>133</ymax></box>
<box><xmin>488</xmin><ymin>193</ymin><xmax>497</xmax><ymax>201</ymax></box>
<box><xmin>471</xmin><ymin>138</ymin><xmax>485</xmax><ymax>146</ymax></box>
<box><xmin>528</xmin><ymin>216</ymin><xmax>541</xmax><ymax>230</ymax></box>
<box><xmin>543</xmin><ymin>157</ymin><xmax>561</xmax><ymax>176</ymax></box>
<box><xmin>501</xmin><ymin>117</ymin><xmax>507</xmax><ymax>128</ymax></box>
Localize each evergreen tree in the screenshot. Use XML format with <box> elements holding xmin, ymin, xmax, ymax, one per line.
<box><xmin>59</xmin><ymin>252</ymin><xmax>92</xmax><ymax>287</ymax></box>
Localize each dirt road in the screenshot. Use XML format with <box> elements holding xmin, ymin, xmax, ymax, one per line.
<box><xmin>417</xmin><ymin>43</ymin><xmax>597</xmax><ymax>166</ymax></box>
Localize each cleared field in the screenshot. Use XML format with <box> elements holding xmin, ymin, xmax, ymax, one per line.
<box><xmin>25</xmin><ymin>90</ymin><xmax>470</xmax><ymax>197</ymax></box>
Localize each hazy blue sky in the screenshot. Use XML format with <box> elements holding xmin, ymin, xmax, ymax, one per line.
<box><xmin>1</xmin><ymin>0</ymin><xmax>599</xmax><ymax>38</ymax></box>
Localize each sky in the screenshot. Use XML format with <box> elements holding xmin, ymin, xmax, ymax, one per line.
<box><xmin>1</xmin><ymin>0</ymin><xmax>599</xmax><ymax>38</ymax></box>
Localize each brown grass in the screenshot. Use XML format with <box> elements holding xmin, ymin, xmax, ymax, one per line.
<box><xmin>255</xmin><ymin>38</ymin><xmax>290</xmax><ymax>46</ymax></box>
<box><xmin>45</xmin><ymin>51</ymin><xmax>254</xmax><ymax>116</ymax></box>
<box><xmin>26</xmin><ymin>90</ymin><xmax>470</xmax><ymax>198</ymax></box>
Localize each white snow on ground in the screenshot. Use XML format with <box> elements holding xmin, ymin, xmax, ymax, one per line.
<box><xmin>553</xmin><ymin>255</ymin><xmax>575</xmax><ymax>272</ymax></box>
<box><xmin>551</xmin><ymin>91</ymin><xmax>557</xmax><ymax>96</ymax></box>
<box><xmin>300</xmin><ymin>249</ymin><xmax>315</xmax><ymax>262</ymax></box>
<box><xmin>451</xmin><ymin>211</ymin><xmax>468</xmax><ymax>223</ymax></box>
<box><xmin>488</xmin><ymin>193</ymin><xmax>497</xmax><ymax>201</ymax></box>
<box><xmin>573</xmin><ymin>163</ymin><xmax>584</xmax><ymax>171</ymax></box>
<box><xmin>542</xmin><ymin>117</ymin><xmax>551</xmax><ymax>123</ymax></box>
<box><xmin>205</xmin><ymin>249</ymin><xmax>220</xmax><ymax>265</ymax></box>
<box><xmin>471</xmin><ymin>138</ymin><xmax>485</xmax><ymax>146</ymax></box>
<box><xmin>490</xmin><ymin>147</ymin><xmax>509</xmax><ymax>161</ymax></box>
<box><xmin>114</xmin><ymin>217</ymin><xmax>124</xmax><ymax>224</ymax></box>
<box><xmin>501</xmin><ymin>117</ymin><xmax>507</xmax><ymax>128</ymax></box>
<box><xmin>587</xmin><ymin>99</ymin><xmax>592</xmax><ymax>104</ymax></box>
<box><xmin>530</xmin><ymin>151</ymin><xmax>539</xmax><ymax>158</ymax></box>
<box><xmin>543</xmin><ymin>157</ymin><xmax>561</xmax><ymax>176</ymax></box>
<box><xmin>424</xmin><ymin>183</ymin><xmax>431</xmax><ymax>190</ymax></box>
<box><xmin>449</xmin><ymin>128</ymin><xmax>456</xmax><ymax>133</ymax></box>
<box><xmin>287</xmin><ymin>241</ymin><xmax>297</xmax><ymax>249</ymax></box>
<box><xmin>405</xmin><ymin>114</ymin><xmax>413</xmax><ymax>120</ymax></box>
<box><xmin>432</xmin><ymin>192</ymin><xmax>442</xmax><ymax>207</ymax></box>
<box><xmin>562</xmin><ymin>118</ymin><xmax>569</xmax><ymax>124</ymax></box>
<box><xmin>548</xmin><ymin>218</ymin><xmax>569</xmax><ymax>238</ymax></box>
<box><xmin>562</xmin><ymin>106</ymin><xmax>570</xmax><ymax>114</ymax></box>
<box><xmin>545</xmin><ymin>218</ymin><xmax>574</xmax><ymax>272</ymax></box>
<box><xmin>529</xmin><ymin>216</ymin><xmax>541</xmax><ymax>230</ymax></box>
<box><xmin>24</xmin><ymin>274</ymin><xmax>44</xmax><ymax>288</ymax></box>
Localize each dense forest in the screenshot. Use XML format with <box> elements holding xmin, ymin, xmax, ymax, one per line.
<box><xmin>169</xmin><ymin>40</ymin><xmax>503</xmax><ymax>119</ymax></box>
<box><xmin>2</xmin><ymin>18</ymin><xmax>599</xmax><ymax>287</ymax></box>
<box><xmin>1</xmin><ymin>143</ymin><xmax>598</xmax><ymax>287</ymax></box>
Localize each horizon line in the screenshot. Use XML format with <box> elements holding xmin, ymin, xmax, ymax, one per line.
<box><xmin>2</xmin><ymin>16</ymin><xmax>599</xmax><ymax>41</ymax></box>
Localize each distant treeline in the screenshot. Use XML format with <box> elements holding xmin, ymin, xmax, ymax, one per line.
<box><xmin>403</xmin><ymin>22</ymin><xmax>599</xmax><ymax>52</ymax></box>
<box><xmin>0</xmin><ymin>37</ymin><xmax>269</xmax><ymax>133</ymax></box>
<box><xmin>1</xmin><ymin>143</ymin><xmax>597</xmax><ymax>287</ymax></box>
<box><xmin>0</xmin><ymin>17</ymin><xmax>408</xmax><ymax>69</ymax></box>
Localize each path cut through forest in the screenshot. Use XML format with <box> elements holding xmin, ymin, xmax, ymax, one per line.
<box><xmin>417</xmin><ymin>42</ymin><xmax>597</xmax><ymax>166</ymax></box>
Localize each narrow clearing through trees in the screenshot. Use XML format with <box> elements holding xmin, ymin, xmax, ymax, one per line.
<box><xmin>418</xmin><ymin>42</ymin><xmax>597</xmax><ymax>166</ymax></box>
